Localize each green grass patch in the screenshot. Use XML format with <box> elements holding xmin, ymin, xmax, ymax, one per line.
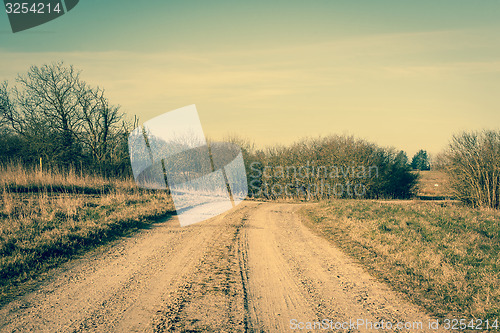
<box><xmin>302</xmin><ymin>200</ymin><xmax>500</xmax><ymax>319</ymax></box>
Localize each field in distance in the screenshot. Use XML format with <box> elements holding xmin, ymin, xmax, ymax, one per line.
<box><xmin>416</xmin><ymin>170</ymin><xmax>451</xmax><ymax>200</ymax></box>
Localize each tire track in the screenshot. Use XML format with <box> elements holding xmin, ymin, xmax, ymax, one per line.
<box><xmin>243</xmin><ymin>203</ymin><xmax>445</xmax><ymax>332</ymax></box>
<box><xmin>236</xmin><ymin>214</ymin><xmax>251</xmax><ymax>333</ymax></box>
<box><xmin>152</xmin><ymin>204</ymin><xmax>251</xmax><ymax>332</ymax></box>
<box><xmin>1</xmin><ymin>201</ymin><xmax>443</xmax><ymax>332</ymax></box>
<box><xmin>0</xmin><ymin>213</ymin><xmax>225</xmax><ymax>332</ymax></box>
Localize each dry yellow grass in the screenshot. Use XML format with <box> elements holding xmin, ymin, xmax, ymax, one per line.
<box><xmin>0</xmin><ymin>163</ymin><xmax>136</xmax><ymax>194</ymax></box>
<box><xmin>0</xmin><ymin>164</ymin><xmax>175</xmax><ymax>305</ymax></box>
<box><xmin>302</xmin><ymin>200</ymin><xmax>500</xmax><ymax>320</ymax></box>
<box><xmin>417</xmin><ymin>170</ymin><xmax>451</xmax><ymax>199</ymax></box>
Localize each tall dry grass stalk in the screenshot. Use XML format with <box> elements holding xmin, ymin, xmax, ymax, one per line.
<box><xmin>0</xmin><ymin>163</ymin><xmax>136</xmax><ymax>193</ymax></box>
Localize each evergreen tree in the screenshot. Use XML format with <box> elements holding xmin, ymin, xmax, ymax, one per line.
<box><xmin>411</xmin><ymin>149</ymin><xmax>430</xmax><ymax>170</ymax></box>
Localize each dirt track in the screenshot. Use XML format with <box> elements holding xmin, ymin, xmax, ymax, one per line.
<box><xmin>0</xmin><ymin>202</ymin><xmax>438</xmax><ymax>332</ymax></box>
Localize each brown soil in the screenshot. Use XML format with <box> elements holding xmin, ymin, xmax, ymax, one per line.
<box><xmin>0</xmin><ymin>202</ymin><xmax>440</xmax><ymax>332</ymax></box>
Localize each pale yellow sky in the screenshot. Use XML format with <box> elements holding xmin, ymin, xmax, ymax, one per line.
<box><xmin>2</xmin><ymin>23</ymin><xmax>500</xmax><ymax>158</ymax></box>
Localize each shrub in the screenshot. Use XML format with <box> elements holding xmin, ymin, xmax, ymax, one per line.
<box><xmin>443</xmin><ymin>130</ymin><xmax>500</xmax><ymax>209</ymax></box>
<box><xmin>245</xmin><ymin>135</ymin><xmax>419</xmax><ymax>200</ymax></box>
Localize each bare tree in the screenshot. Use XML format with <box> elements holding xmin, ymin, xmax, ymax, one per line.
<box><xmin>0</xmin><ymin>81</ymin><xmax>24</xmax><ymax>134</ymax></box>
<box><xmin>444</xmin><ymin>130</ymin><xmax>500</xmax><ymax>209</ymax></box>
<box><xmin>78</xmin><ymin>85</ymin><xmax>123</xmax><ymax>164</ymax></box>
<box><xmin>0</xmin><ymin>62</ymin><xmax>130</xmax><ymax>172</ymax></box>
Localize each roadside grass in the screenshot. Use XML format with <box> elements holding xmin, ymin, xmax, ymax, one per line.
<box><xmin>0</xmin><ymin>163</ymin><xmax>134</xmax><ymax>194</ymax></box>
<box><xmin>302</xmin><ymin>200</ymin><xmax>500</xmax><ymax>320</ymax></box>
<box><xmin>0</xmin><ymin>164</ymin><xmax>175</xmax><ymax>306</ymax></box>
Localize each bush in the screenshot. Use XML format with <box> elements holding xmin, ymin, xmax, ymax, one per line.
<box><xmin>245</xmin><ymin>135</ymin><xmax>419</xmax><ymax>200</ymax></box>
<box><xmin>443</xmin><ymin>130</ymin><xmax>500</xmax><ymax>209</ymax></box>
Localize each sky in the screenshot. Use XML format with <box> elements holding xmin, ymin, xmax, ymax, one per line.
<box><xmin>1</xmin><ymin>1</ymin><xmax>500</xmax><ymax>158</ymax></box>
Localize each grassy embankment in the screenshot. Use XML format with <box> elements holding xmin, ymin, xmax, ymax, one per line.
<box><xmin>303</xmin><ymin>172</ymin><xmax>499</xmax><ymax>320</ymax></box>
<box><xmin>0</xmin><ymin>164</ymin><xmax>175</xmax><ymax>306</ymax></box>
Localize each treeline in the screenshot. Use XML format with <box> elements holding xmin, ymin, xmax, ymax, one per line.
<box><xmin>0</xmin><ymin>62</ymin><xmax>133</xmax><ymax>177</ymax></box>
<box><xmin>3</xmin><ymin>63</ymin><xmax>498</xmax><ymax>207</ymax></box>
<box><xmin>0</xmin><ymin>63</ymin><xmax>419</xmax><ymax>199</ymax></box>
<box><xmin>233</xmin><ymin>135</ymin><xmax>419</xmax><ymax>200</ymax></box>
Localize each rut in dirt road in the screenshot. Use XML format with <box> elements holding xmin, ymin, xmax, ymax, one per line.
<box><xmin>242</xmin><ymin>203</ymin><xmax>441</xmax><ymax>332</ymax></box>
<box><xmin>0</xmin><ymin>202</ymin><xmax>438</xmax><ymax>332</ymax></box>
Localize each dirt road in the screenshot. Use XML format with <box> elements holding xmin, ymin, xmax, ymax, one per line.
<box><xmin>0</xmin><ymin>202</ymin><xmax>438</xmax><ymax>332</ymax></box>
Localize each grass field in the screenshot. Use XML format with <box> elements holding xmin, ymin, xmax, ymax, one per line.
<box><xmin>2</xmin><ymin>163</ymin><xmax>499</xmax><ymax>322</ymax></box>
<box><xmin>0</xmin><ymin>164</ymin><xmax>175</xmax><ymax>305</ymax></box>
<box><xmin>416</xmin><ymin>170</ymin><xmax>451</xmax><ymax>199</ymax></box>
<box><xmin>302</xmin><ymin>199</ymin><xmax>500</xmax><ymax>320</ymax></box>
